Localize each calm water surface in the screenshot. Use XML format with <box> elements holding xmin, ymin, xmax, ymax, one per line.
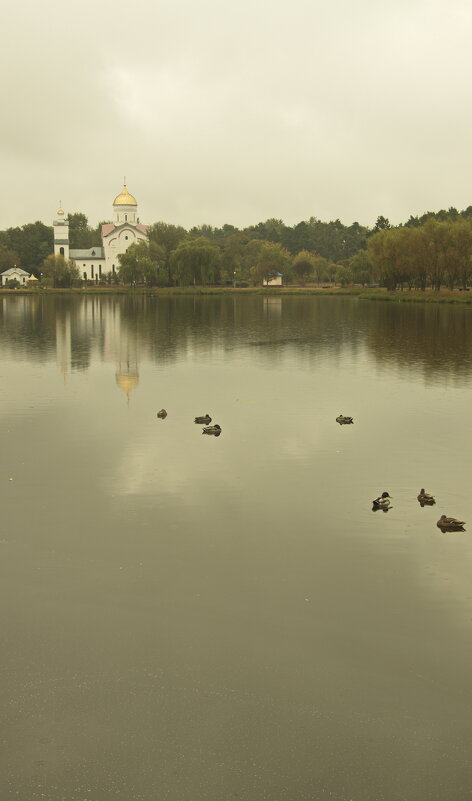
<box><xmin>1</xmin><ymin>295</ymin><xmax>472</xmax><ymax>801</ymax></box>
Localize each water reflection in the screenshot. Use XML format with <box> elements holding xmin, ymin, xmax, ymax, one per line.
<box><xmin>1</xmin><ymin>295</ymin><xmax>472</xmax><ymax>389</ymax></box>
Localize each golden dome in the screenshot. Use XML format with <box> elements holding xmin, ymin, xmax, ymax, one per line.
<box><xmin>113</xmin><ymin>184</ymin><xmax>137</xmax><ymax>206</ymax></box>
<box><xmin>57</xmin><ymin>208</ymin><xmax>64</xmax><ymax>216</ymax></box>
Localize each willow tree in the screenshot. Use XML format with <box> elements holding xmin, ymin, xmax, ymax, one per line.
<box><xmin>170</xmin><ymin>237</ymin><xmax>220</xmax><ymax>286</ymax></box>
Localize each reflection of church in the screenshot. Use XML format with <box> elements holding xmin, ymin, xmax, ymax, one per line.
<box><xmin>103</xmin><ymin>303</ymin><xmax>140</xmax><ymax>401</ymax></box>
<box><xmin>53</xmin><ymin>297</ymin><xmax>142</xmax><ymax>402</ymax></box>
<box><xmin>53</xmin><ymin>184</ymin><xmax>148</xmax><ymax>281</ymax></box>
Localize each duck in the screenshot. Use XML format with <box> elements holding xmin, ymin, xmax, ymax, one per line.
<box><xmin>157</xmin><ymin>409</ymin><xmax>167</xmax><ymax>419</ymax></box>
<box><xmin>194</xmin><ymin>414</ymin><xmax>212</xmax><ymax>424</ymax></box>
<box><xmin>336</xmin><ymin>414</ymin><xmax>354</xmax><ymax>425</ymax></box>
<box><xmin>372</xmin><ymin>491</ymin><xmax>392</xmax><ymax>511</ymax></box>
<box><xmin>202</xmin><ymin>424</ymin><xmax>221</xmax><ymax>436</ymax></box>
<box><xmin>436</xmin><ymin>515</ymin><xmax>466</xmax><ymax>531</ymax></box>
<box><xmin>417</xmin><ymin>488</ymin><xmax>435</xmax><ymax>506</ymax></box>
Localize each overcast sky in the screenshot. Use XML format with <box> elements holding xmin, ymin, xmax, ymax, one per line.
<box><xmin>2</xmin><ymin>0</ymin><xmax>472</xmax><ymax>231</ymax></box>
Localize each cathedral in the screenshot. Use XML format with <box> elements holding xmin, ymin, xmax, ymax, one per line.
<box><xmin>53</xmin><ymin>184</ymin><xmax>148</xmax><ymax>281</ymax></box>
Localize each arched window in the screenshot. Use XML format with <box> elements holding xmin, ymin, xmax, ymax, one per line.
<box><xmin>125</xmin><ymin>214</ymin><xmax>127</xmax><ymax>221</ymax></box>
<box><xmin>91</xmin><ymin>265</ymin><xmax>94</xmax><ymax>279</ymax></box>
<box><xmin>83</xmin><ymin>272</ymin><xmax>87</xmax><ymax>280</ymax></box>
<box><xmin>112</xmin><ymin>264</ymin><xmax>115</xmax><ymax>273</ymax></box>
<box><xmin>59</xmin><ymin>247</ymin><xmax>64</xmax><ymax>256</ymax></box>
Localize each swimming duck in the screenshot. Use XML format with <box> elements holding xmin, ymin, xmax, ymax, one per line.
<box><xmin>436</xmin><ymin>515</ymin><xmax>466</xmax><ymax>531</ymax></box>
<box><xmin>372</xmin><ymin>491</ymin><xmax>392</xmax><ymax>511</ymax></box>
<box><xmin>417</xmin><ymin>488</ymin><xmax>435</xmax><ymax>506</ymax></box>
<box><xmin>157</xmin><ymin>409</ymin><xmax>167</xmax><ymax>419</ymax></box>
<box><xmin>195</xmin><ymin>414</ymin><xmax>212</xmax><ymax>424</ymax></box>
<box><xmin>202</xmin><ymin>424</ymin><xmax>221</xmax><ymax>436</ymax></box>
<box><xmin>336</xmin><ymin>415</ymin><xmax>354</xmax><ymax>425</ymax></box>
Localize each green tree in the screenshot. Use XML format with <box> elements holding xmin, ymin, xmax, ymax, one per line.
<box><xmin>170</xmin><ymin>238</ymin><xmax>221</xmax><ymax>286</ymax></box>
<box><xmin>253</xmin><ymin>242</ymin><xmax>290</xmax><ymax>285</ymax></box>
<box><xmin>423</xmin><ymin>219</ymin><xmax>449</xmax><ymax>291</ymax></box>
<box><xmin>148</xmin><ymin>222</ymin><xmax>187</xmax><ymax>284</ymax></box>
<box><xmin>349</xmin><ymin>250</ymin><xmax>372</xmax><ymax>285</ymax></box>
<box><xmin>312</xmin><ymin>256</ymin><xmax>330</xmax><ymax>284</ymax></box>
<box><xmin>335</xmin><ymin>265</ymin><xmax>352</xmax><ymax>286</ymax></box>
<box><xmin>445</xmin><ymin>219</ymin><xmax>472</xmax><ymax>289</ymax></box>
<box><xmin>372</xmin><ymin>215</ymin><xmax>391</xmax><ymax>233</ymax></box>
<box><xmin>41</xmin><ymin>254</ymin><xmax>80</xmax><ymax>287</ymax></box>
<box><xmin>68</xmin><ymin>213</ymin><xmax>101</xmax><ymax>249</ymax></box>
<box><xmin>368</xmin><ymin>229</ymin><xmax>400</xmax><ymax>290</ymax></box>
<box><xmin>248</xmin><ymin>218</ymin><xmax>287</xmax><ymax>244</ymax></box>
<box><xmin>292</xmin><ymin>250</ymin><xmax>316</xmax><ymax>284</ymax></box>
<box><xmin>0</xmin><ymin>245</ymin><xmax>21</xmax><ymax>271</ymax></box>
<box><xmin>118</xmin><ymin>241</ymin><xmax>165</xmax><ymax>286</ymax></box>
<box><xmin>5</xmin><ymin>221</ymin><xmax>53</xmax><ymax>275</ymax></box>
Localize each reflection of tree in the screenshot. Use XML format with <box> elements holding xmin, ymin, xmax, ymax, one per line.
<box><xmin>364</xmin><ymin>301</ymin><xmax>472</xmax><ymax>383</ymax></box>
<box><xmin>0</xmin><ymin>296</ymin><xmax>471</xmax><ymax>386</ymax></box>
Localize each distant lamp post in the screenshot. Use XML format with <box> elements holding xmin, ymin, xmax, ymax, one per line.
<box><xmin>233</xmin><ymin>271</ymin><xmax>236</xmax><ymax>289</ymax></box>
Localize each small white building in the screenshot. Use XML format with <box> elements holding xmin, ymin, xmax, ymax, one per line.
<box><xmin>53</xmin><ymin>184</ymin><xmax>149</xmax><ymax>281</ymax></box>
<box><xmin>262</xmin><ymin>272</ymin><xmax>283</xmax><ymax>287</ymax></box>
<box><xmin>1</xmin><ymin>267</ymin><xmax>31</xmax><ymax>286</ymax></box>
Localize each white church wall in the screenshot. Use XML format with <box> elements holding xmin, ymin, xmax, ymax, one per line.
<box><xmin>80</xmin><ymin>263</ymin><xmax>104</xmax><ymax>281</ymax></box>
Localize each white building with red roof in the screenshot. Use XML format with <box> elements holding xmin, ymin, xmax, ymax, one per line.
<box><xmin>53</xmin><ymin>184</ymin><xmax>148</xmax><ymax>282</ymax></box>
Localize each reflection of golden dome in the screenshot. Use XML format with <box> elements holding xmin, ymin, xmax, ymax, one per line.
<box><xmin>116</xmin><ymin>372</ymin><xmax>139</xmax><ymax>396</ymax></box>
<box><xmin>57</xmin><ymin>208</ymin><xmax>64</xmax><ymax>216</ymax></box>
<box><xmin>113</xmin><ymin>184</ymin><xmax>137</xmax><ymax>206</ymax></box>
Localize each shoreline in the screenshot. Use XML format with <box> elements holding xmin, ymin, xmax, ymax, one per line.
<box><xmin>1</xmin><ymin>286</ymin><xmax>472</xmax><ymax>304</ymax></box>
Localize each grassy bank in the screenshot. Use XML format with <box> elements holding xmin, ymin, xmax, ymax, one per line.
<box><xmin>0</xmin><ymin>285</ymin><xmax>362</xmax><ymax>297</ymax></box>
<box><xmin>2</xmin><ymin>285</ymin><xmax>472</xmax><ymax>303</ymax></box>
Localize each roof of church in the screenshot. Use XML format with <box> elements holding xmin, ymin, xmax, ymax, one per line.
<box><xmin>113</xmin><ymin>184</ymin><xmax>137</xmax><ymax>206</ymax></box>
<box><xmin>101</xmin><ymin>223</ymin><xmax>149</xmax><ymax>238</ymax></box>
<box><xmin>1</xmin><ymin>267</ymin><xmax>30</xmax><ymax>276</ymax></box>
<box><xmin>70</xmin><ymin>247</ymin><xmax>105</xmax><ymax>259</ymax></box>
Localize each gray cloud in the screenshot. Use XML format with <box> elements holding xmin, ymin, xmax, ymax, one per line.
<box><xmin>2</xmin><ymin>0</ymin><xmax>472</xmax><ymax>230</ymax></box>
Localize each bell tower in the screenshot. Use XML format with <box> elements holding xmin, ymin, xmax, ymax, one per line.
<box><xmin>53</xmin><ymin>206</ymin><xmax>69</xmax><ymax>259</ymax></box>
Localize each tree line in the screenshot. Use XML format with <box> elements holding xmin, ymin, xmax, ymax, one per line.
<box><xmin>1</xmin><ymin>206</ymin><xmax>472</xmax><ymax>289</ymax></box>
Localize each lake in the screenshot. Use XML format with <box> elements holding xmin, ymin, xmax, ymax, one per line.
<box><xmin>1</xmin><ymin>294</ymin><xmax>472</xmax><ymax>801</ymax></box>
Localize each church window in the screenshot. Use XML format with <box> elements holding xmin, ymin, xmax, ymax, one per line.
<box><xmin>59</xmin><ymin>247</ymin><xmax>64</xmax><ymax>256</ymax></box>
<box><xmin>125</xmin><ymin>236</ymin><xmax>128</xmax><ymax>240</ymax></box>
<box><xmin>99</xmin><ymin>265</ymin><xmax>102</xmax><ymax>276</ymax></box>
<box><xmin>92</xmin><ymin>250</ymin><xmax>96</xmax><ymax>256</ymax></box>
<box><xmin>91</xmin><ymin>265</ymin><xmax>94</xmax><ymax>278</ymax></box>
<box><xmin>125</xmin><ymin>214</ymin><xmax>127</xmax><ymax>221</ymax></box>
<box><xmin>112</xmin><ymin>264</ymin><xmax>115</xmax><ymax>273</ymax></box>
<box><xmin>83</xmin><ymin>272</ymin><xmax>87</xmax><ymax>280</ymax></box>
